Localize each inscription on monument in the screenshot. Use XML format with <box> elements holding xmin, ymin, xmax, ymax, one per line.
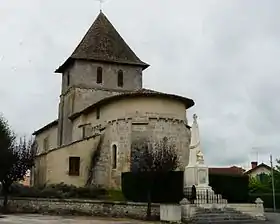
<box><xmin>198</xmin><ymin>169</ymin><xmax>207</xmax><ymax>185</ymax></box>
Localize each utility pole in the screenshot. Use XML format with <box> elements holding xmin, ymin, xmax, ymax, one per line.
<box><xmin>270</xmin><ymin>154</ymin><xmax>276</xmax><ymax>212</ymax></box>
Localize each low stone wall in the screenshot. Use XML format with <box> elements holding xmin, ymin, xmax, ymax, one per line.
<box><xmin>0</xmin><ymin>198</ymin><xmax>159</xmax><ymax>220</ymax></box>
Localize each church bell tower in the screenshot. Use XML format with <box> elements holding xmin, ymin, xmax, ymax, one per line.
<box><xmin>55</xmin><ymin>12</ymin><xmax>149</xmax><ymax>146</ymax></box>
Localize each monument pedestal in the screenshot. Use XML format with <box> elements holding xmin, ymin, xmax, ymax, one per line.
<box><xmin>184</xmin><ymin>164</ymin><xmax>209</xmax><ymax>188</ymax></box>
<box><xmin>184</xmin><ymin>164</ymin><xmax>227</xmax><ymax>204</ymax></box>
<box><xmin>184</xmin><ymin>114</ymin><xmax>227</xmax><ymax>204</ymax></box>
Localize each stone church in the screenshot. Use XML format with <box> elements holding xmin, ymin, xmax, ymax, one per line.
<box><xmin>31</xmin><ymin>12</ymin><xmax>195</xmax><ymax>189</ymax></box>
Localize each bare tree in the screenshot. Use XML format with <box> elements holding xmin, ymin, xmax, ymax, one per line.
<box><xmin>131</xmin><ymin>136</ymin><xmax>179</xmax><ymax>219</ymax></box>
<box><xmin>0</xmin><ymin>115</ymin><xmax>37</xmax><ymax>211</ymax></box>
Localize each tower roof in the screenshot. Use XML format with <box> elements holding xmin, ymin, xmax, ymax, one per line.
<box><xmin>55</xmin><ymin>12</ymin><xmax>149</xmax><ymax>73</ymax></box>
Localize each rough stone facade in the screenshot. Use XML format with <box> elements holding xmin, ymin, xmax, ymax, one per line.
<box><xmin>33</xmin><ymin>95</ymin><xmax>192</xmax><ymax>188</ymax></box>
<box><xmin>64</xmin><ymin>61</ymin><xmax>143</xmax><ymax>93</ymax></box>
<box><xmin>0</xmin><ymin>198</ymin><xmax>159</xmax><ymax>220</ymax></box>
<box><xmin>131</xmin><ymin>117</ymin><xmax>191</xmax><ymax>170</ymax></box>
<box><xmin>33</xmin><ymin>155</ymin><xmax>47</xmax><ymax>186</ymax></box>
<box><xmin>58</xmin><ymin>61</ymin><xmax>143</xmax><ymax>146</ymax></box>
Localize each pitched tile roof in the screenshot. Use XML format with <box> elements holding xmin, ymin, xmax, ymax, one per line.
<box><xmin>69</xmin><ymin>88</ymin><xmax>195</xmax><ymax>120</ymax></box>
<box><xmin>56</xmin><ymin>12</ymin><xmax>149</xmax><ymax>73</ymax></box>
<box><xmin>32</xmin><ymin>88</ymin><xmax>195</xmax><ymax>135</ymax></box>
<box><xmin>32</xmin><ymin>119</ymin><xmax>58</xmax><ymax>135</ymax></box>
<box><xmin>244</xmin><ymin>163</ymin><xmax>272</xmax><ymax>174</ymax></box>
<box><xmin>209</xmin><ymin>166</ymin><xmax>245</xmax><ymax>176</ymax></box>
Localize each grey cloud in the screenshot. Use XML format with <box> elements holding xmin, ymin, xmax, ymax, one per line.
<box><xmin>0</xmin><ymin>0</ymin><xmax>280</xmax><ymax>166</ymax></box>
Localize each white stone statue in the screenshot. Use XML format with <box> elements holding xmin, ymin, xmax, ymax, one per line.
<box><xmin>188</xmin><ymin>114</ymin><xmax>203</xmax><ymax>166</ymax></box>
<box><xmin>183</xmin><ymin>114</ymin><xmax>227</xmax><ymax>203</ymax></box>
<box><xmin>196</xmin><ymin>150</ymin><xmax>204</xmax><ymax>164</ymax></box>
<box><xmin>184</xmin><ymin>114</ymin><xmax>209</xmax><ymax>188</ymax></box>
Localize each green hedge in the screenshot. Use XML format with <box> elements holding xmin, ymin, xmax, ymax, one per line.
<box><xmin>249</xmin><ymin>193</ymin><xmax>280</xmax><ymax>209</ymax></box>
<box><xmin>121</xmin><ymin>171</ymin><xmax>184</xmax><ymax>203</ymax></box>
<box><xmin>122</xmin><ymin>171</ymin><xmax>249</xmax><ymax>204</ymax></box>
<box><xmin>0</xmin><ymin>183</ymin><xmax>125</xmax><ymax>201</ymax></box>
<box><xmin>209</xmin><ymin>173</ymin><xmax>249</xmax><ymax>203</ymax></box>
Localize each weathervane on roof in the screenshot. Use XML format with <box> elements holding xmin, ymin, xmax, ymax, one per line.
<box><xmin>96</xmin><ymin>0</ymin><xmax>106</xmax><ymax>12</ymax></box>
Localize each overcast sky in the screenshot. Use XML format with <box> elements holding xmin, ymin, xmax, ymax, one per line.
<box><xmin>0</xmin><ymin>0</ymin><xmax>279</xmax><ymax>168</ymax></box>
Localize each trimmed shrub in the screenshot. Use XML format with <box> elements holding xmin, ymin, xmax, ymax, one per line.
<box><xmin>122</xmin><ymin>171</ymin><xmax>249</xmax><ymax>204</ymax></box>
<box><xmin>121</xmin><ymin>171</ymin><xmax>184</xmax><ymax>203</ymax></box>
<box><xmin>209</xmin><ymin>173</ymin><xmax>249</xmax><ymax>203</ymax></box>
<box><xmin>249</xmin><ymin>193</ymin><xmax>280</xmax><ymax>209</ymax></box>
<box><xmin>3</xmin><ymin>183</ymin><xmax>108</xmax><ymax>200</ymax></box>
<box><xmin>107</xmin><ymin>189</ymin><xmax>126</xmax><ymax>201</ymax></box>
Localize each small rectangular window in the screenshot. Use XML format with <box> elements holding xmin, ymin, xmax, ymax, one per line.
<box><xmin>118</xmin><ymin>70</ymin><xmax>124</xmax><ymax>87</ymax></box>
<box><xmin>43</xmin><ymin>137</ymin><xmax>49</xmax><ymax>151</ymax></box>
<box><xmin>97</xmin><ymin>67</ymin><xmax>103</xmax><ymax>84</ymax></box>
<box><xmin>69</xmin><ymin>157</ymin><xmax>80</xmax><ymax>176</ymax></box>
<box><xmin>82</xmin><ymin>126</ymin><xmax>86</xmax><ymax>139</ymax></box>
<box><xmin>96</xmin><ymin>108</ymin><xmax>100</xmax><ymax>119</ymax></box>
<box><xmin>112</xmin><ymin>144</ymin><xmax>117</xmax><ymax>169</ymax></box>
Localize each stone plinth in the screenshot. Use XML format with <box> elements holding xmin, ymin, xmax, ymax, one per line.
<box><xmin>160</xmin><ymin>204</ymin><xmax>182</xmax><ymax>223</ymax></box>
<box><xmin>183</xmin><ymin>114</ymin><xmax>228</xmax><ymax>204</ymax></box>
<box><xmin>184</xmin><ymin>165</ymin><xmax>209</xmax><ymax>188</ymax></box>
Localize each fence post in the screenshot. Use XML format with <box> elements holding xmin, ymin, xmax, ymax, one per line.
<box><xmin>180</xmin><ymin>198</ymin><xmax>190</xmax><ymax>221</ymax></box>
<box><xmin>255</xmin><ymin>198</ymin><xmax>265</xmax><ymax>220</ymax></box>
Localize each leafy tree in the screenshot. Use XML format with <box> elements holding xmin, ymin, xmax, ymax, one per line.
<box><xmin>131</xmin><ymin>136</ymin><xmax>179</xmax><ymax>219</ymax></box>
<box><xmin>248</xmin><ymin>174</ymin><xmax>272</xmax><ymax>193</ymax></box>
<box><xmin>0</xmin><ymin>115</ymin><xmax>37</xmax><ymax>211</ymax></box>
<box><xmin>273</xmin><ymin>159</ymin><xmax>280</xmax><ymax>190</ymax></box>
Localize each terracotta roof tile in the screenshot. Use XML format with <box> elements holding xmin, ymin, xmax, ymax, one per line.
<box><xmin>69</xmin><ymin>88</ymin><xmax>195</xmax><ymax>120</ymax></box>
<box><xmin>209</xmin><ymin>166</ymin><xmax>245</xmax><ymax>176</ymax></box>
<box><xmin>32</xmin><ymin>119</ymin><xmax>58</xmax><ymax>135</ymax></box>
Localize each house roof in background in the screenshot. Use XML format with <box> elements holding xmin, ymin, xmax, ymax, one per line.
<box><xmin>244</xmin><ymin>163</ymin><xmax>272</xmax><ymax>174</ymax></box>
<box><xmin>209</xmin><ymin>166</ymin><xmax>245</xmax><ymax>176</ymax></box>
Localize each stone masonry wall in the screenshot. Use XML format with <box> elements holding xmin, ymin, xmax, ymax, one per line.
<box><xmin>73</xmin><ymin>88</ymin><xmax>121</xmax><ymax>115</ymax></box>
<box><xmin>92</xmin><ymin>119</ymin><xmax>132</xmax><ymax>189</ymax></box>
<box><xmin>33</xmin><ymin>155</ymin><xmax>47</xmax><ymax>186</ymax></box>
<box><xmin>68</xmin><ymin>61</ymin><xmax>143</xmax><ymax>93</ymax></box>
<box><xmin>131</xmin><ymin>117</ymin><xmax>191</xmax><ymax>171</ymax></box>
<box><xmin>58</xmin><ymin>60</ymin><xmax>143</xmax><ymax>146</ymax></box>
<box><xmin>34</xmin><ymin>117</ymin><xmax>190</xmax><ymax>189</ymax></box>
<box><xmin>0</xmin><ymin>198</ymin><xmax>159</xmax><ymax>220</ymax></box>
<box><xmin>91</xmin><ymin>116</ymin><xmax>191</xmax><ymax>189</ymax></box>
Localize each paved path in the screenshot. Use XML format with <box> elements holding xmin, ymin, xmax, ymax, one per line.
<box><xmin>0</xmin><ymin>215</ymin><xmax>157</xmax><ymax>224</ymax></box>
<box><xmin>0</xmin><ymin>213</ymin><xmax>279</xmax><ymax>223</ymax></box>
<box><xmin>265</xmin><ymin>212</ymin><xmax>280</xmax><ymax>224</ymax></box>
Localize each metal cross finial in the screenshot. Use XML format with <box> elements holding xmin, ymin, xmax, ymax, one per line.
<box><xmin>97</xmin><ymin>0</ymin><xmax>105</xmax><ymax>12</ymax></box>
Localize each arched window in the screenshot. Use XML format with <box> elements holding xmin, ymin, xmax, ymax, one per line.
<box><xmin>117</xmin><ymin>70</ymin><xmax>124</xmax><ymax>87</ymax></box>
<box><xmin>112</xmin><ymin>144</ymin><xmax>117</xmax><ymax>169</ymax></box>
<box><xmin>97</xmin><ymin>67</ymin><xmax>103</xmax><ymax>84</ymax></box>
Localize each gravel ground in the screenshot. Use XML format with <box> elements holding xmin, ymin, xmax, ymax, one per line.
<box><xmin>265</xmin><ymin>212</ymin><xmax>280</xmax><ymax>224</ymax></box>
<box><xmin>0</xmin><ymin>213</ymin><xmax>278</xmax><ymax>223</ymax></box>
